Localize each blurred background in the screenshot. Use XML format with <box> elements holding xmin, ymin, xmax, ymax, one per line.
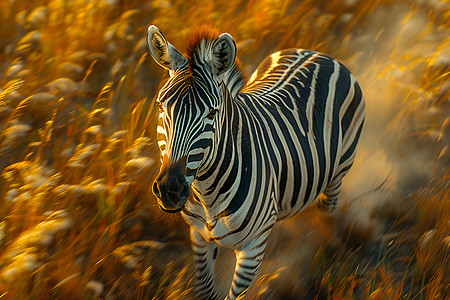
<box><xmin>0</xmin><ymin>0</ymin><xmax>448</xmax><ymax>299</ymax></box>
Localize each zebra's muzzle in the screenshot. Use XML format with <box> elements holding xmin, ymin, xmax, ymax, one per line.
<box><xmin>153</xmin><ymin>158</ymin><xmax>190</xmax><ymax>213</ymax></box>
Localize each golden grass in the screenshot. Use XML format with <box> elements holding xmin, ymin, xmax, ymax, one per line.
<box><xmin>0</xmin><ymin>0</ymin><xmax>448</xmax><ymax>299</ymax></box>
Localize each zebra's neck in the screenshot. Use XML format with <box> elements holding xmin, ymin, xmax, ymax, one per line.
<box><xmin>220</xmin><ymin>63</ymin><xmax>246</xmax><ymax>98</ymax></box>
<box><xmin>192</xmin><ymin>84</ymin><xmax>247</xmax><ymax>211</ymax></box>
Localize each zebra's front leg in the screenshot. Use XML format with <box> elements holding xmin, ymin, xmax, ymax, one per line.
<box><xmin>226</xmin><ymin>228</ymin><xmax>273</xmax><ymax>299</ymax></box>
<box><xmin>190</xmin><ymin>228</ymin><xmax>221</xmax><ymax>300</ymax></box>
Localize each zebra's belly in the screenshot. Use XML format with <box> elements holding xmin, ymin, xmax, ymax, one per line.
<box><xmin>276</xmin><ymin>189</ymin><xmax>321</xmax><ymax>220</ymax></box>
<box><xmin>272</xmin><ymin>132</ymin><xmax>342</xmax><ymax>220</ymax></box>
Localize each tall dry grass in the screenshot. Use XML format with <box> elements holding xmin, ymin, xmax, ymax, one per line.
<box><xmin>0</xmin><ymin>0</ymin><xmax>448</xmax><ymax>299</ymax></box>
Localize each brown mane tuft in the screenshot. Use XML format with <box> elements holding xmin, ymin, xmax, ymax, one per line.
<box><xmin>185</xmin><ymin>25</ymin><xmax>246</xmax><ymax>91</ymax></box>
<box><xmin>186</xmin><ymin>24</ymin><xmax>220</xmax><ymax>72</ymax></box>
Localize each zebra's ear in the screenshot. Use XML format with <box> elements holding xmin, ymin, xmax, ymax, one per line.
<box><xmin>147</xmin><ymin>25</ymin><xmax>187</xmax><ymax>71</ymax></box>
<box><xmin>210</xmin><ymin>33</ymin><xmax>236</xmax><ymax>76</ymax></box>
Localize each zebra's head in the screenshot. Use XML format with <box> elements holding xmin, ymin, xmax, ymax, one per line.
<box><xmin>147</xmin><ymin>25</ymin><xmax>238</xmax><ymax>213</ymax></box>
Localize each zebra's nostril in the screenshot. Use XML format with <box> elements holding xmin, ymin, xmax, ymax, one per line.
<box><xmin>152</xmin><ymin>181</ymin><xmax>160</xmax><ymax>198</ymax></box>
<box><xmin>179</xmin><ymin>181</ymin><xmax>190</xmax><ymax>200</ymax></box>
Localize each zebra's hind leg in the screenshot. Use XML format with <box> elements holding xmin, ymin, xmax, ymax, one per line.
<box><xmin>316</xmin><ymin>178</ymin><xmax>343</xmax><ymax>212</ymax></box>
<box><xmin>190</xmin><ymin>228</ymin><xmax>221</xmax><ymax>300</ymax></box>
<box><xmin>316</xmin><ymin>141</ymin><xmax>359</xmax><ymax>213</ymax></box>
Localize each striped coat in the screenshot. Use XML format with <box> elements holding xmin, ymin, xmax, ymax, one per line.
<box><xmin>147</xmin><ymin>25</ymin><xmax>365</xmax><ymax>300</ymax></box>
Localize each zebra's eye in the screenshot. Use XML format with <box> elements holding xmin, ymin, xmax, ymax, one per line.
<box><xmin>206</xmin><ymin>109</ymin><xmax>218</xmax><ymax>120</ymax></box>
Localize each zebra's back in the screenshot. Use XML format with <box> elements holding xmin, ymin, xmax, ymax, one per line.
<box><xmin>240</xmin><ymin>49</ymin><xmax>365</xmax><ymax>219</ymax></box>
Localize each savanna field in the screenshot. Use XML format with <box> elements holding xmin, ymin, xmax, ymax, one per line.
<box><xmin>0</xmin><ymin>0</ymin><xmax>449</xmax><ymax>299</ymax></box>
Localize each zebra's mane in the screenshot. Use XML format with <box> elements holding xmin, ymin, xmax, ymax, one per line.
<box><xmin>186</xmin><ymin>25</ymin><xmax>246</xmax><ymax>97</ymax></box>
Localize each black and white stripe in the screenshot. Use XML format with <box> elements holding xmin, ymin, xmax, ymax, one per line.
<box><xmin>147</xmin><ymin>26</ymin><xmax>365</xmax><ymax>300</ymax></box>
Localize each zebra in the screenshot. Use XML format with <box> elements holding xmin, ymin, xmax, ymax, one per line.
<box><xmin>147</xmin><ymin>24</ymin><xmax>365</xmax><ymax>300</ymax></box>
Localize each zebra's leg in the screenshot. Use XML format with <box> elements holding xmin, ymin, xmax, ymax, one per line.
<box><xmin>316</xmin><ymin>178</ymin><xmax>343</xmax><ymax>212</ymax></box>
<box><xmin>190</xmin><ymin>228</ymin><xmax>221</xmax><ymax>300</ymax></box>
<box><xmin>225</xmin><ymin>226</ymin><xmax>274</xmax><ymax>300</ymax></box>
<box><xmin>316</xmin><ymin>151</ymin><xmax>357</xmax><ymax>212</ymax></box>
